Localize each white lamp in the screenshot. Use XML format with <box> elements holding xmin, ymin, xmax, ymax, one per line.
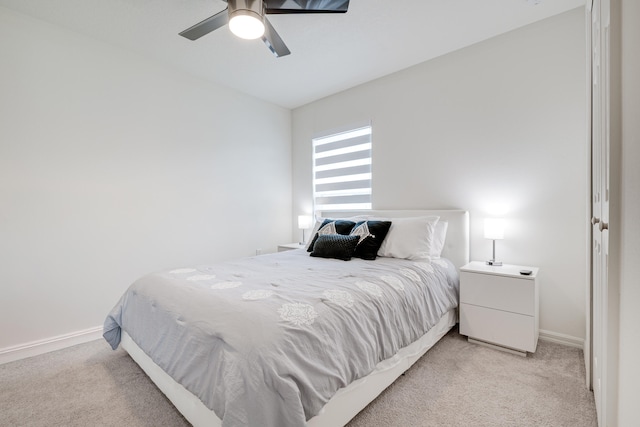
<box><xmin>228</xmin><ymin>0</ymin><xmax>265</xmax><ymax>40</ymax></box>
<box><xmin>298</xmin><ymin>215</ymin><xmax>313</xmax><ymax>245</ymax></box>
<box><xmin>484</xmin><ymin>218</ymin><xmax>505</xmax><ymax>266</ymax></box>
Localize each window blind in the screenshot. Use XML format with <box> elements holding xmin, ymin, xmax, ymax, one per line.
<box><xmin>313</xmin><ymin>125</ymin><xmax>372</xmax><ymax>211</ymax></box>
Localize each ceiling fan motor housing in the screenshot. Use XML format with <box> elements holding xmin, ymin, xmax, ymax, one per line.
<box><xmin>229</xmin><ymin>0</ymin><xmax>265</xmax><ymax>23</ymax></box>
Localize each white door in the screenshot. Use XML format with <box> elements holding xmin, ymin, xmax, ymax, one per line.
<box><xmin>584</xmin><ymin>0</ymin><xmax>593</xmax><ymax>392</ymax></box>
<box><xmin>589</xmin><ymin>0</ymin><xmax>610</xmax><ymax>425</ymax></box>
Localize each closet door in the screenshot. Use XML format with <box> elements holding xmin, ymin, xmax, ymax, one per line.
<box><xmin>590</xmin><ymin>0</ymin><xmax>610</xmax><ymax>425</ymax></box>
<box><xmin>584</xmin><ymin>0</ymin><xmax>593</xmax><ymax>392</ymax></box>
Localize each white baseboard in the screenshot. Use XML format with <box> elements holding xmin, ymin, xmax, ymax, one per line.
<box><xmin>0</xmin><ymin>326</ymin><xmax>586</xmax><ymax>365</ymax></box>
<box><xmin>539</xmin><ymin>329</ymin><xmax>585</xmax><ymax>350</ymax></box>
<box><xmin>0</xmin><ymin>326</ymin><xmax>103</xmax><ymax>365</ymax></box>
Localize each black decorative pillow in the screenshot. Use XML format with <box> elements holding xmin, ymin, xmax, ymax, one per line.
<box><xmin>307</xmin><ymin>219</ymin><xmax>356</xmax><ymax>252</ymax></box>
<box><xmin>350</xmin><ymin>220</ymin><xmax>392</xmax><ymax>260</ymax></box>
<box><xmin>310</xmin><ymin>234</ymin><xmax>360</xmax><ymax>261</ymax></box>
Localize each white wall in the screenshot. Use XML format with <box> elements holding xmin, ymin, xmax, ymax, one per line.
<box><xmin>616</xmin><ymin>0</ymin><xmax>640</xmax><ymax>423</ymax></box>
<box><xmin>292</xmin><ymin>9</ymin><xmax>587</xmax><ymax>339</ymax></box>
<box><xmin>0</xmin><ymin>7</ymin><xmax>292</xmax><ymax>351</ymax></box>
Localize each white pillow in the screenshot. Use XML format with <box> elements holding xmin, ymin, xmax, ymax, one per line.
<box><xmin>377</xmin><ymin>216</ymin><xmax>440</xmax><ymax>260</ymax></box>
<box><xmin>429</xmin><ymin>220</ymin><xmax>448</xmax><ymax>259</ymax></box>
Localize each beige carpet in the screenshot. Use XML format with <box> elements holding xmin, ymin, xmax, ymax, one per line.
<box><xmin>0</xmin><ymin>327</ymin><xmax>596</xmax><ymax>427</ymax></box>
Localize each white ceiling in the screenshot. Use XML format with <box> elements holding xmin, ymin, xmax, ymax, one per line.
<box><xmin>0</xmin><ymin>0</ymin><xmax>583</xmax><ymax>109</ymax></box>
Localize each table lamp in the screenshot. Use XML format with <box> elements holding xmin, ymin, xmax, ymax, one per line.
<box><xmin>484</xmin><ymin>218</ymin><xmax>505</xmax><ymax>266</ymax></box>
<box><xmin>298</xmin><ymin>215</ymin><xmax>313</xmax><ymax>245</ymax></box>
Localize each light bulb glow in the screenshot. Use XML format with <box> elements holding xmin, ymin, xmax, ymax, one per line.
<box><xmin>484</xmin><ymin>218</ymin><xmax>505</xmax><ymax>240</ymax></box>
<box><xmin>298</xmin><ymin>215</ymin><xmax>313</xmax><ymax>229</ymax></box>
<box><xmin>229</xmin><ymin>14</ymin><xmax>265</xmax><ymax>40</ymax></box>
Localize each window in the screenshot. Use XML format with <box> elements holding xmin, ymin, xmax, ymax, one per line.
<box><xmin>313</xmin><ymin>124</ymin><xmax>372</xmax><ymax>211</ymax></box>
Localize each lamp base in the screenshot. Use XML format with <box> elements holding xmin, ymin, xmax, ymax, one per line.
<box><xmin>486</xmin><ymin>260</ymin><xmax>503</xmax><ymax>266</ymax></box>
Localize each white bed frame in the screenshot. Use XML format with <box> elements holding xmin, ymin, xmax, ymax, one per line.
<box><xmin>120</xmin><ymin>209</ymin><xmax>469</xmax><ymax>426</ymax></box>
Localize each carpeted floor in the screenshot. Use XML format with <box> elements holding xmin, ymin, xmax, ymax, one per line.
<box><xmin>0</xmin><ymin>327</ymin><xmax>596</xmax><ymax>427</ymax></box>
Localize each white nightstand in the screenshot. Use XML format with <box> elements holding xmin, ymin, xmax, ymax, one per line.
<box><xmin>277</xmin><ymin>243</ymin><xmax>305</xmax><ymax>252</ymax></box>
<box><xmin>459</xmin><ymin>261</ymin><xmax>539</xmax><ymax>356</ymax></box>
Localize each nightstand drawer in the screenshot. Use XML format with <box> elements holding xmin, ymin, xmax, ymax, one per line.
<box><xmin>460</xmin><ymin>271</ymin><xmax>534</xmax><ymax>316</ymax></box>
<box><xmin>460</xmin><ymin>303</ymin><xmax>537</xmax><ymax>352</ymax></box>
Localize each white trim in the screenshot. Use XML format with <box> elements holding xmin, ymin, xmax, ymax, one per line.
<box><xmin>539</xmin><ymin>329</ymin><xmax>585</xmax><ymax>349</ymax></box>
<box><xmin>0</xmin><ymin>326</ymin><xmax>103</xmax><ymax>365</ymax></box>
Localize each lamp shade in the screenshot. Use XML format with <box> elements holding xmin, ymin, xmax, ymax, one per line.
<box><xmin>484</xmin><ymin>218</ymin><xmax>505</xmax><ymax>240</ymax></box>
<box><xmin>298</xmin><ymin>215</ymin><xmax>313</xmax><ymax>230</ymax></box>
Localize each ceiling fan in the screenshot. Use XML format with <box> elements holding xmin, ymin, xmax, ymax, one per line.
<box><xmin>179</xmin><ymin>0</ymin><xmax>350</xmax><ymax>58</ymax></box>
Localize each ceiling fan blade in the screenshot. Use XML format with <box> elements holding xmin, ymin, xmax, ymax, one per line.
<box><xmin>265</xmin><ymin>0</ymin><xmax>349</xmax><ymax>14</ymax></box>
<box><xmin>179</xmin><ymin>8</ymin><xmax>229</xmax><ymax>40</ymax></box>
<box><xmin>262</xmin><ymin>17</ymin><xmax>291</xmax><ymax>57</ymax></box>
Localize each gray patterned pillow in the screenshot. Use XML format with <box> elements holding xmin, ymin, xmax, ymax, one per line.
<box><xmin>310</xmin><ymin>234</ymin><xmax>359</xmax><ymax>261</ymax></box>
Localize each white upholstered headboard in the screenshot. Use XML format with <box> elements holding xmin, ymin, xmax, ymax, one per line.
<box><xmin>317</xmin><ymin>209</ymin><xmax>470</xmax><ymax>270</ymax></box>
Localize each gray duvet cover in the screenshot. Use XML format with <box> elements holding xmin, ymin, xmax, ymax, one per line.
<box><xmin>103</xmin><ymin>249</ymin><xmax>459</xmax><ymax>427</ymax></box>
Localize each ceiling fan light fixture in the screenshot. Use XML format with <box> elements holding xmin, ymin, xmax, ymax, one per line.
<box><xmin>180</xmin><ymin>0</ymin><xmax>350</xmax><ymax>57</ymax></box>
<box><xmin>229</xmin><ymin>12</ymin><xmax>265</xmax><ymax>39</ymax></box>
<box><xmin>228</xmin><ymin>0</ymin><xmax>265</xmax><ymax>40</ymax></box>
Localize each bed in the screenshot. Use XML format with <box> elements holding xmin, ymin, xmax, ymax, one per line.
<box><xmin>104</xmin><ymin>209</ymin><xmax>469</xmax><ymax>427</ymax></box>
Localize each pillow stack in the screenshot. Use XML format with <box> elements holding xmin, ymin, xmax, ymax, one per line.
<box><xmin>306</xmin><ymin>215</ymin><xmax>449</xmax><ymax>261</ymax></box>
